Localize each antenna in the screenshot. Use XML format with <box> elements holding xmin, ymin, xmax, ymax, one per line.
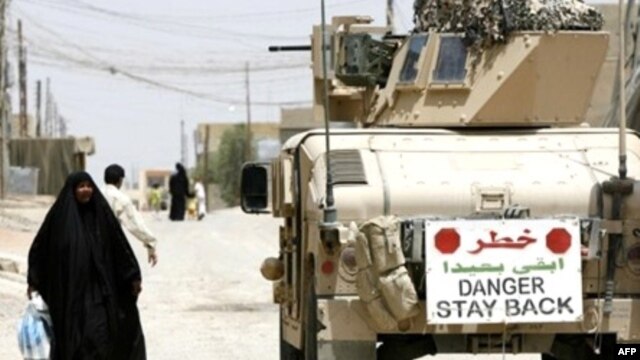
<box><xmin>386</xmin><ymin>0</ymin><xmax>395</xmax><ymax>33</ymax></box>
<box><xmin>180</xmin><ymin>118</ymin><xmax>187</xmax><ymax>167</ymax></box>
<box><xmin>603</xmin><ymin>0</ymin><xmax>635</xmax><ymax>315</ymax></box>
<box><xmin>319</xmin><ymin>0</ymin><xmax>339</xmax><ymax>252</ymax></box>
<box><xmin>618</xmin><ymin>0</ymin><xmax>627</xmax><ymax>180</ymax></box>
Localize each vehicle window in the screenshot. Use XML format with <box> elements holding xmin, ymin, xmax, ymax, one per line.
<box><xmin>432</xmin><ymin>36</ymin><xmax>467</xmax><ymax>83</ymax></box>
<box><xmin>399</xmin><ymin>35</ymin><xmax>429</xmax><ymax>84</ymax></box>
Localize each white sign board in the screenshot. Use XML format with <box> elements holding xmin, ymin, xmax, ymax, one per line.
<box><xmin>425</xmin><ymin>219</ymin><xmax>583</xmax><ymax>324</ymax></box>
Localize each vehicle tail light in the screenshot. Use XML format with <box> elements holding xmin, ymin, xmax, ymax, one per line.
<box><xmin>321</xmin><ymin>260</ymin><xmax>335</xmax><ymax>275</ymax></box>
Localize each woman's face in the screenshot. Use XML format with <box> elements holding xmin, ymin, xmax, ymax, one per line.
<box><xmin>74</xmin><ymin>181</ymin><xmax>94</xmax><ymax>204</ymax></box>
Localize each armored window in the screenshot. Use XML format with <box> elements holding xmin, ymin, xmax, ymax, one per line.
<box><xmin>432</xmin><ymin>36</ymin><xmax>467</xmax><ymax>83</ymax></box>
<box><xmin>399</xmin><ymin>34</ymin><xmax>428</xmax><ymax>84</ymax></box>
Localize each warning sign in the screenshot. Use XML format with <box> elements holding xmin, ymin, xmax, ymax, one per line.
<box><xmin>425</xmin><ymin>218</ymin><xmax>583</xmax><ymax>324</ymax></box>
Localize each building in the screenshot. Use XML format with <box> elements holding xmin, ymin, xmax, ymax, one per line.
<box><xmin>8</xmin><ymin>137</ymin><xmax>95</xmax><ymax>195</ymax></box>
<box><xmin>279</xmin><ymin>107</ymin><xmax>324</xmax><ymax>143</ymax></box>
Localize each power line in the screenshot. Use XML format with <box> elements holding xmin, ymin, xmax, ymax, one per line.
<box><xmin>8</xmin><ymin>20</ymin><xmax>310</xmax><ymax>75</ymax></box>
<box><xmin>24</xmin><ymin>50</ymin><xmax>311</xmax><ymax>106</ymax></box>
<box><xmin>111</xmin><ymin>66</ymin><xmax>310</xmax><ymax>106</ymax></box>
<box><xmin>49</xmin><ymin>0</ymin><xmax>368</xmax><ymax>23</ymax></box>
<box><xmin>19</xmin><ymin>0</ymin><xmax>312</xmax><ymax>42</ymax></box>
<box><xmin>7</xmin><ymin>20</ymin><xmax>310</xmax><ymax>76</ymax></box>
<box><xmin>9</xmin><ymin>1</ymin><xmax>315</xmax><ymax>108</ymax></box>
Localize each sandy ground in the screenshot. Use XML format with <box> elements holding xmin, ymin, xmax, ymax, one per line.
<box><xmin>0</xmin><ymin>196</ymin><xmax>539</xmax><ymax>359</ymax></box>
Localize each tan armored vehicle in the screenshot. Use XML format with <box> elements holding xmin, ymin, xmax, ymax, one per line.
<box><xmin>241</xmin><ymin>2</ymin><xmax>640</xmax><ymax>359</ymax></box>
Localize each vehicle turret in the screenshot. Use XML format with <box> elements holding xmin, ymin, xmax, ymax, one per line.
<box><xmin>312</xmin><ymin>0</ymin><xmax>607</xmax><ymax>127</ymax></box>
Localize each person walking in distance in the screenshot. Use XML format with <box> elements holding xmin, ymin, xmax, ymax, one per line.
<box><xmin>27</xmin><ymin>171</ymin><xmax>146</xmax><ymax>359</ymax></box>
<box><xmin>194</xmin><ymin>176</ymin><xmax>207</xmax><ymax>220</ymax></box>
<box><xmin>147</xmin><ymin>183</ymin><xmax>163</xmax><ymax>214</ymax></box>
<box><xmin>168</xmin><ymin>163</ymin><xmax>191</xmax><ymax>221</ymax></box>
<box><xmin>103</xmin><ymin>164</ymin><xmax>158</xmax><ymax>267</ymax></box>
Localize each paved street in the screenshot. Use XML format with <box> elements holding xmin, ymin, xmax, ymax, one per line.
<box><xmin>0</xmin><ymin>202</ymin><xmax>538</xmax><ymax>359</ymax></box>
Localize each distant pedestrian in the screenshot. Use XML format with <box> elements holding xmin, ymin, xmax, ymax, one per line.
<box><xmin>194</xmin><ymin>177</ymin><xmax>207</xmax><ymax>220</ymax></box>
<box><xmin>148</xmin><ymin>183</ymin><xmax>163</xmax><ymax>213</ymax></box>
<box><xmin>27</xmin><ymin>171</ymin><xmax>146</xmax><ymax>360</ymax></box>
<box><xmin>103</xmin><ymin>164</ymin><xmax>158</xmax><ymax>267</ymax></box>
<box><xmin>168</xmin><ymin>163</ymin><xmax>191</xmax><ymax>221</ymax></box>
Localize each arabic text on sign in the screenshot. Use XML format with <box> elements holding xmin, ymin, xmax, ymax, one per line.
<box><xmin>468</xmin><ymin>229</ymin><xmax>537</xmax><ymax>254</ymax></box>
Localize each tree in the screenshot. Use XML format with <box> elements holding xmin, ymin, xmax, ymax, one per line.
<box><xmin>210</xmin><ymin>124</ymin><xmax>250</xmax><ymax>206</ymax></box>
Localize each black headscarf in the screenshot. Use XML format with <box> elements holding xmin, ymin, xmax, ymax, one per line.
<box><xmin>28</xmin><ymin>171</ymin><xmax>146</xmax><ymax>360</ymax></box>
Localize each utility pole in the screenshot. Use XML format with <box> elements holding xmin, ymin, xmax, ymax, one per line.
<box><xmin>0</xmin><ymin>0</ymin><xmax>8</xmax><ymax>198</ymax></box>
<box><xmin>45</xmin><ymin>78</ymin><xmax>51</xmax><ymax>136</ymax></box>
<box><xmin>203</xmin><ymin>126</ymin><xmax>210</xmax><ymax>210</ymax></box>
<box><xmin>18</xmin><ymin>20</ymin><xmax>27</xmax><ymax>137</ymax></box>
<box><xmin>180</xmin><ymin>119</ymin><xmax>187</xmax><ymax>167</ymax></box>
<box><xmin>244</xmin><ymin>61</ymin><xmax>252</xmax><ymax>162</ymax></box>
<box><xmin>35</xmin><ymin>80</ymin><xmax>41</xmax><ymax>137</ymax></box>
<box><xmin>192</xmin><ymin>130</ymin><xmax>198</xmax><ymax>169</ymax></box>
<box><xmin>52</xmin><ymin>101</ymin><xmax>58</xmax><ymax>138</ymax></box>
<box><xmin>59</xmin><ymin>115</ymin><xmax>67</xmax><ymax>137</ymax></box>
<box><xmin>386</xmin><ymin>0</ymin><xmax>394</xmax><ymax>33</ymax></box>
<box><xmin>203</xmin><ymin>127</ymin><xmax>210</xmax><ymax>181</ymax></box>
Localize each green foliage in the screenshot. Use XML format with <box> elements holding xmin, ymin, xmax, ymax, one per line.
<box><xmin>211</xmin><ymin>124</ymin><xmax>249</xmax><ymax>206</ymax></box>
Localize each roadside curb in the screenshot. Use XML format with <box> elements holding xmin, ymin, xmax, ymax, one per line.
<box><xmin>0</xmin><ymin>269</ymin><xmax>25</xmax><ymax>284</ymax></box>
<box><xmin>0</xmin><ymin>252</ymin><xmax>26</xmax><ymax>276</ymax></box>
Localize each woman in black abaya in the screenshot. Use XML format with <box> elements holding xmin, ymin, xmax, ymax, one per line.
<box><xmin>168</xmin><ymin>163</ymin><xmax>190</xmax><ymax>221</ymax></box>
<box><xmin>27</xmin><ymin>172</ymin><xmax>146</xmax><ymax>360</ymax></box>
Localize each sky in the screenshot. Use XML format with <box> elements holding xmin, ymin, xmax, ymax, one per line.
<box><xmin>6</xmin><ymin>0</ymin><xmax>416</xmax><ymax>185</ymax></box>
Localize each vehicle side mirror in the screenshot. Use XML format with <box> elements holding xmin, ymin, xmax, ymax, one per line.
<box><xmin>240</xmin><ymin>162</ymin><xmax>270</xmax><ymax>214</ymax></box>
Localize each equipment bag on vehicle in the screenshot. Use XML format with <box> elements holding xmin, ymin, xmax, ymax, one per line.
<box><xmin>356</xmin><ymin>216</ymin><xmax>420</xmax><ymax>330</ymax></box>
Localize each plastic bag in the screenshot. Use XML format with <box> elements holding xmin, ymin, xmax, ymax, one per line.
<box><xmin>17</xmin><ymin>292</ymin><xmax>53</xmax><ymax>360</ymax></box>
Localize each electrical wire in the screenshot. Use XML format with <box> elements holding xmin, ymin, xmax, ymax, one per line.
<box><xmin>10</xmin><ymin>29</ymin><xmax>312</xmax><ymax>106</ymax></box>
<box><xmin>19</xmin><ymin>0</ymin><xmax>312</xmax><ymax>42</ymax></box>
<box><xmin>8</xmin><ymin>0</ymin><xmax>327</xmax><ymax>108</ymax></box>
<box><xmin>7</xmin><ymin>14</ymin><xmax>311</xmax><ymax>75</ymax></box>
<box><xmin>59</xmin><ymin>0</ymin><xmax>368</xmax><ymax>23</ymax></box>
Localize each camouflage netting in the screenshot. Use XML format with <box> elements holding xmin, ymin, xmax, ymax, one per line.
<box><xmin>413</xmin><ymin>0</ymin><xmax>604</xmax><ymax>49</ymax></box>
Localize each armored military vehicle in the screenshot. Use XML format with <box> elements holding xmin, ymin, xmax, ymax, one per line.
<box><xmin>241</xmin><ymin>1</ymin><xmax>640</xmax><ymax>359</ymax></box>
